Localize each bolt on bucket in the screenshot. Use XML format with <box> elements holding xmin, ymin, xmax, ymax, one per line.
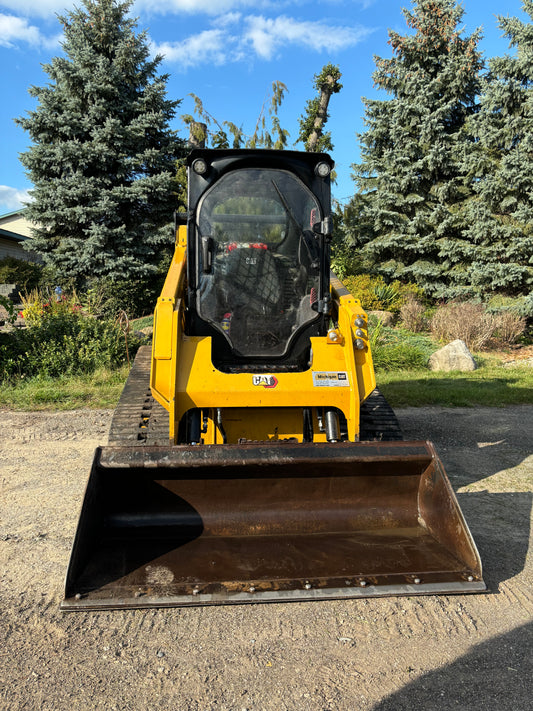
<box><xmin>62</xmin><ymin>440</ymin><xmax>485</xmax><ymax>610</ymax></box>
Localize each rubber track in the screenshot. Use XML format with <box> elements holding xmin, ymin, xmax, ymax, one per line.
<box><xmin>107</xmin><ymin>346</ymin><xmax>170</xmax><ymax>447</ymax></box>
<box><xmin>359</xmin><ymin>388</ymin><xmax>403</xmax><ymax>442</ymax></box>
<box><xmin>109</xmin><ymin>347</ymin><xmax>403</xmax><ymax>445</ymax></box>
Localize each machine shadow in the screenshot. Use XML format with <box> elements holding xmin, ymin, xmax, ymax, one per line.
<box><xmin>372</xmin><ymin>621</ymin><xmax>533</xmax><ymax>711</ymax></box>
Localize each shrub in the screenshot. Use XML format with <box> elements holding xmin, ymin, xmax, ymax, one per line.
<box><xmin>330</xmin><ymin>240</ymin><xmax>361</xmax><ymax>280</ymax></box>
<box><xmin>368</xmin><ymin>317</ymin><xmax>435</xmax><ymax>371</ymax></box>
<box><xmin>91</xmin><ymin>257</ymin><xmax>169</xmax><ymax>319</ymax></box>
<box><xmin>521</xmin><ymin>293</ymin><xmax>533</xmax><ymax>319</ymax></box>
<box><xmin>0</xmin><ymin>295</ymin><xmax>17</xmax><ymax>325</ymax></box>
<box><xmin>372</xmin><ymin>341</ymin><xmax>430</xmax><ymax>371</ymax></box>
<box><xmin>19</xmin><ymin>288</ymin><xmax>83</xmax><ymax>326</ymax></box>
<box><xmin>430</xmin><ymin>302</ymin><xmax>495</xmax><ymax>351</ymax></box>
<box><xmin>0</xmin><ymin>256</ymin><xmax>42</xmax><ymax>291</ymax></box>
<box><xmin>0</xmin><ymin>308</ymin><xmax>139</xmax><ymax>382</ymax></box>
<box><xmin>485</xmin><ymin>294</ymin><xmax>531</xmax><ymax>342</ymax></box>
<box><xmin>485</xmin><ymin>293</ymin><xmax>533</xmax><ymax>325</ymax></box>
<box><xmin>399</xmin><ymin>294</ymin><xmax>428</xmax><ymax>332</ymax></box>
<box><xmin>343</xmin><ymin>274</ymin><xmax>396</xmax><ymax>310</ymax></box>
<box><xmin>342</xmin><ymin>274</ymin><xmax>424</xmax><ymax>313</ymax></box>
<box><xmin>492</xmin><ymin>310</ymin><xmax>527</xmax><ymax>345</ymax></box>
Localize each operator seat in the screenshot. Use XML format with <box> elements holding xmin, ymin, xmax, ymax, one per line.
<box><xmin>218</xmin><ymin>243</ymin><xmax>282</xmax><ymax>317</ymax></box>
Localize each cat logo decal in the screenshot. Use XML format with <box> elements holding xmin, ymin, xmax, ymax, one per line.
<box><xmin>252</xmin><ymin>375</ymin><xmax>278</xmax><ymax>388</ymax></box>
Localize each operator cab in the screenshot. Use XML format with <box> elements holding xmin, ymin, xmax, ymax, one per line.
<box><xmin>185</xmin><ymin>150</ymin><xmax>334</xmax><ymax>372</ymax></box>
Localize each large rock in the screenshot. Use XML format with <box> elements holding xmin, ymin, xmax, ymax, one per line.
<box><xmin>0</xmin><ymin>284</ymin><xmax>19</xmax><ymax>301</ymax></box>
<box><xmin>429</xmin><ymin>339</ymin><xmax>477</xmax><ymax>372</ymax></box>
<box><xmin>133</xmin><ymin>326</ymin><xmax>154</xmax><ymax>342</ymax></box>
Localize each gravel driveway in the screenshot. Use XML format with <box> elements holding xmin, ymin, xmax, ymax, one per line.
<box><xmin>1</xmin><ymin>406</ymin><xmax>532</xmax><ymax>710</ymax></box>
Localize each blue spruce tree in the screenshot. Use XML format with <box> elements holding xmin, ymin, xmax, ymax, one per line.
<box><xmin>17</xmin><ymin>0</ymin><xmax>183</xmax><ymax>288</ymax></box>
<box><xmin>463</xmin><ymin>1</ymin><xmax>533</xmax><ymax>300</ymax></box>
<box><xmin>351</xmin><ymin>0</ymin><xmax>483</xmax><ymax>297</ymax></box>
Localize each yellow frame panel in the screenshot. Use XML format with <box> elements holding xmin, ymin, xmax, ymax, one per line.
<box><xmin>151</xmin><ymin>229</ymin><xmax>377</xmax><ymax>444</ymax></box>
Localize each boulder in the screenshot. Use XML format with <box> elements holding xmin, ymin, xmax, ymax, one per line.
<box><xmin>0</xmin><ymin>284</ymin><xmax>19</xmax><ymax>301</ymax></box>
<box><xmin>133</xmin><ymin>326</ymin><xmax>153</xmax><ymax>341</ymax></box>
<box><xmin>367</xmin><ymin>310</ymin><xmax>395</xmax><ymax>327</ymax></box>
<box><xmin>429</xmin><ymin>339</ymin><xmax>477</xmax><ymax>372</ymax></box>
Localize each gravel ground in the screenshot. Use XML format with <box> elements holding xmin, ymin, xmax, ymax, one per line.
<box><xmin>1</xmin><ymin>406</ymin><xmax>532</xmax><ymax>710</ymax></box>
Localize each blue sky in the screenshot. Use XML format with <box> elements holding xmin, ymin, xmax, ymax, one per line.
<box><xmin>0</xmin><ymin>0</ymin><xmax>528</xmax><ymax>214</ymax></box>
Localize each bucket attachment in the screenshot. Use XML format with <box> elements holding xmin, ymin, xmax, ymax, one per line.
<box><xmin>62</xmin><ymin>441</ymin><xmax>484</xmax><ymax>610</ymax></box>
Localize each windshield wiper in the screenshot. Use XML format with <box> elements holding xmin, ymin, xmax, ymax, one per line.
<box><xmin>271</xmin><ymin>179</ymin><xmax>302</xmax><ymax>235</ymax></box>
<box><xmin>271</xmin><ymin>179</ymin><xmax>318</xmax><ymax>266</ymax></box>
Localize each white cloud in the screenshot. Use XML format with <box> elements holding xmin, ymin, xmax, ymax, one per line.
<box><xmin>0</xmin><ymin>2</ymin><xmax>68</xmax><ymax>18</ymax></box>
<box><xmin>0</xmin><ymin>0</ymin><xmax>261</xmax><ymax>15</ymax></box>
<box><xmin>0</xmin><ymin>0</ymin><xmax>262</xmax><ymax>16</ymax></box>
<box><xmin>155</xmin><ymin>13</ymin><xmax>371</xmax><ymax>67</ymax></box>
<box><xmin>137</xmin><ymin>0</ymin><xmax>364</xmax><ymax>15</ymax></box>
<box><xmin>137</xmin><ymin>0</ymin><xmax>257</xmax><ymax>15</ymax></box>
<box><xmin>0</xmin><ymin>0</ymin><xmax>357</xmax><ymax>19</ymax></box>
<box><xmin>153</xmin><ymin>28</ymin><xmax>232</xmax><ymax>68</ymax></box>
<box><xmin>0</xmin><ymin>13</ymin><xmax>61</xmax><ymax>49</ymax></box>
<box><xmin>244</xmin><ymin>15</ymin><xmax>371</xmax><ymax>60</ymax></box>
<box><xmin>0</xmin><ymin>186</ymin><xmax>31</xmax><ymax>212</ymax></box>
<box><xmin>215</xmin><ymin>11</ymin><xmax>242</xmax><ymax>27</ymax></box>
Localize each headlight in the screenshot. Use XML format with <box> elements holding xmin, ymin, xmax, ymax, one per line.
<box><xmin>315</xmin><ymin>161</ymin><xmax>331</xmax><ymax>178</ymax></box>
<box><xmin>192</xmin><ymin>158</ymin><xmax>208</xmax><ymax>175</ymax></box>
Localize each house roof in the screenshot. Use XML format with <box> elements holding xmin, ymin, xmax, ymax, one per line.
<box><xmin>0</xmin><ymin>209</ymin><xmax>27</xmax><ymax>220</ymax></box>
<box><xmin>0</xmin><ymin>227</ymin><xmax>29</xmax><ymax>243</ymax></box>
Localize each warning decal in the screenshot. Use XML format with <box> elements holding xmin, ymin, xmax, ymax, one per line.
<box><xmin>312</xmin><ymin>372</ymin><xmax>350</xmax><ymax>387</ymax></box>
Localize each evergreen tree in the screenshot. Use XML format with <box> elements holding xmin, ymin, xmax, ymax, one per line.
<box><xmin>351</xmin><ymin>0</ymin><xmax>482</xmax><ymax>297</ymax></box>
<box><xmin>17</xmin><ymin>0</ymin><xmax>183</xmax><ymax>287</ymax></box>
<box><xmin>463</xmin><ymin>1</ymin><xmax>533</xmax><ymax>299</ymax></box>
<box><xmin>331</xmin><ymin>193</ymin><xmax>374</xmax><ymax>278</ymax></box>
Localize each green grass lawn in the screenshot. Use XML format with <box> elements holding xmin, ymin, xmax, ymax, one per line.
<box><xmin>0</xmin><ymin>366</ymin><xmax>130</xmax><ymax>410</ymax></box>
<box><xmin>378</xmin><ymin>360</ymin><xmax>533</xmax><ymax>407</ymax></box>
<box><xmin>130</xmin><ymin>315</ymin><xmax>154</xmax><ymax>330</ymax></box>
<box><xmin>0</xmin><ymin>359</ymin><xmax>531</xmax><ymax>411</ymax></box>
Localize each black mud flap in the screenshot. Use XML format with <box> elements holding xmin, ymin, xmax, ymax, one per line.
<box><xmin>62</xmin><ymin>441</ymin><xmax>485</xmax><ymax>610</ymax></box>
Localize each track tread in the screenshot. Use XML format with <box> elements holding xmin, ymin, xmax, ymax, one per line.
<box><xmin>359</xmin><ymin>388</ymin><xmax>403</xmax><ymax>442</ymax></box>
<box><xmin>108</xmin><ymin>346</ymin><xmax>170</xmax><ymax>446</ymax></box>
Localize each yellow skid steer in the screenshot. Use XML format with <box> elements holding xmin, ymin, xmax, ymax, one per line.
<box><xmin>62</xmin><ymin>150</ymin><xmax>484</xmax><ymax>610</ymax></box>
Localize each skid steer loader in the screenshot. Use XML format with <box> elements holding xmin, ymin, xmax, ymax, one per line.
<box><xmin>62</xmin><ymin>149</ymin><xmax>485</xmax><ymax>610</ymax></box>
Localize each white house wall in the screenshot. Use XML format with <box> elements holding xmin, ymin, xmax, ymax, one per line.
<box><xmin>0</xmin><ymin>237</ymin><xmax>33</xmax><ymax>261</ymax></box>
<box><xmin>0</xmin><ymin>214</ymin><xmax>33</xmax><ymax>238</ymax></box>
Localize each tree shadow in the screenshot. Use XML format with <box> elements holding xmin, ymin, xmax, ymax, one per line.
<box><xmin>372</xmin><ymin>621</ymin><xmax>533</xmax><ymax>710</ymax></box>
<box><xmin>456</xmin><ymin>491</ymin><xmax>532</xmax><ymax>588</ymax></box>
<box><xmin>396</xmin><ymin>405</ymin><xmax>533</xmax><ymax>487</ymax></box>
<box><xmin>397</xmin><ymin>407</ymin><xmax>532</xmax><ymax>588</ymax></box>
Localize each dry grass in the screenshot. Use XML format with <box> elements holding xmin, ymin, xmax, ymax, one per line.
<box><xmin>399</xmin><ymin>294</ymin><xmax>428</xmax><ymax>332</ymax></box>
<box><xmin>492</xmin><ymin>310</ymin><xmax>527</xmax><ymax>346</ymax></box>
<box><xmin>430</xmin><ymin>301</ymin><xmax>528</xmax><ymax>350</ymax></box>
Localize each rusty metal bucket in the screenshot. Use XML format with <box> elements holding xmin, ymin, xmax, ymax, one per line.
<box><xmin>62</xmin><ymin>441</ymin><xmax>484</xmax><ymax>610</ymax></box>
